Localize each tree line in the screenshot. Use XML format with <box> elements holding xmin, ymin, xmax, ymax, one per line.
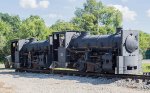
<box><xmin>0</xmin><ymin>0</ymin><xmax>150</xmax><ymax>61</ymax></box>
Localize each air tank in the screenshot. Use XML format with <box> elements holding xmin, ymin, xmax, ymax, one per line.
<box><xmin>70</xmin><ymin>28</ymin><xmax>138</xmax><ymax>53</ymax></box>
<box><xmin>70</xmin><ymin>32</ymin><xmax>121</xmax><ymax>49</ymax></box>
<box><xmin>21</xmin><ymin>38</ymin><xmax>49</xmax><ymax>51</ymax></box>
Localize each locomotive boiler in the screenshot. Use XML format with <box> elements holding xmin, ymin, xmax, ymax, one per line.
<box><xmin>11</xmin><ymin>28</ymin><xmax>141</xmax><ymax>74</ymax></box>
<box><xmin>11</xmin><ymin>38</ymin><xmax>52</xmax><ymax>69</ymax></box>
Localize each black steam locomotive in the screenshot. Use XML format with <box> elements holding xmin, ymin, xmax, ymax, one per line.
<box><xmin>11</xmin><ymin>28</ymin><xmax>141</xmax><ymax>74</ymax></box>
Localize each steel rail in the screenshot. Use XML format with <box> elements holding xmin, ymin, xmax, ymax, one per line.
<box><xmin>15</xmin><ymin>68</ymin><xmax>150</xmax><ymax>80</ymax></box>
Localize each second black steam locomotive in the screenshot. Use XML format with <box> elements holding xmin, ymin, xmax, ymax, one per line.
<box><xmin>11</xmin><ymin>28</ymin><xmax>141</xmax><ymax>74</ymax></box>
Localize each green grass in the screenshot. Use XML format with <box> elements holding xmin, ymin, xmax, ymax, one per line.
<box><xmin>53</xmin><ymin>68</ymin><xmax>77</xmax><ymax>71</ymax></box>
<box><xmin>142</xmin><ymin>63</ymin><xmax>150</xmax><ymax>72</ymax></box>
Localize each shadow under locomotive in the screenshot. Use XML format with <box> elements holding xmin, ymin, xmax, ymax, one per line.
<box><xmin>0</xmin><ymin>69</ymin><xmax>119</xmax><ymax>85</ymax></box>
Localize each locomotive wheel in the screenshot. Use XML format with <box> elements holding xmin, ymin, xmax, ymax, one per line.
<box><xmin>75</xmin><ymin>62</ymin><xmax>87</xmax><ymax>72</ymax></box>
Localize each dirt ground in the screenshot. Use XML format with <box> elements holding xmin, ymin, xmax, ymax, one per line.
<box><xmin>0</xmin><ymin>81</ymin><xmax>13</xmax><ymax>93</ymax></box>
<box><xmin>0</xmin><ymin>64</ymin><xmax>150</xmax><ymax>93</ymax></box>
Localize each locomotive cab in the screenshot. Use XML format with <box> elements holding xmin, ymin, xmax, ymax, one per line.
<box><xmin>51</xmin><ymin>31</ymin><xmax>80</xmax><ymax>68</ymax></box>
<box><xmin>11</xmin><ymin>39</ymin><xmax>29</xmax><ymax>68</ymax></box>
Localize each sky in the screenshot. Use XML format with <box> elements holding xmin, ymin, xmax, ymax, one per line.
<box><xmin>0</xmin><ymin>0</ymin><xmax>150</xmax><ymax>33</ymax></box>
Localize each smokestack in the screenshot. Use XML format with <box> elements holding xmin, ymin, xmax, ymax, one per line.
<box><xmin>116</xmin><ymin>27</ymin><xmax>123</xmax><ymax>34</ymax></box>
<box><xmin>80</xmin><ymin>31</ymin><xmax>90</xmax><ymax>37</ymax></box>
<box><xmin>29</xmin><ymin>38</ymin><xmax>36</xmax><ymax>42</ymax></box>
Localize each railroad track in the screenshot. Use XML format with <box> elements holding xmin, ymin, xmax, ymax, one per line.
<box><xmin>15</xmin><ymin>68</ymin><xmax>150</xmax><ymax>81</ymax></box>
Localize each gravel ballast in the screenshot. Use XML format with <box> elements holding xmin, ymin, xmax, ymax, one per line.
<box><xmin>0</xmin><ymin>65</ymin><xmax>150</xmax><ymax>93</ymax></box>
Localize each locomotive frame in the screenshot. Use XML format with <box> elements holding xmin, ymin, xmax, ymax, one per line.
<box><xmin>11</xmin><ymin>28</ymin><xmax>142</xmax><ymax>75</ymax></box>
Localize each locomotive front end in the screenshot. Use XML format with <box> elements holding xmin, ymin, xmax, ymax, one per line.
<box><xmin>118</xmin><ymin>28</ymin><xmax>140</xmax><ymax>74</ymax></box>
<box><xmin>67</xmin><ymin>28</ymin><xmax>141</xmax><ymax>74</ymax></box>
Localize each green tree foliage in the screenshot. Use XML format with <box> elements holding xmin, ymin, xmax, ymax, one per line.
<box><xmin>139</xmin><ymin>32</ymin><xmax>150</xmax><ymax>58</ymax></box>
<box><xmin>0</xmin><ymin>20</ymin><xmax>12</xmax><ymax>60</ymax></box>
<box><xmin>0</xmin><ymin>13</ymin><xmax>21</xmax><ymax>58</ymax></box>
<box><xmin>140</xmin><ymin>32</ymin><xmax>150</xmax><ymax>50</ymax></box>
<box><xmin>0</xmin><ymin>13</ymin><xmax>21</xmax><ymax>32</ymax></box>
<box><xmin>19</xmin><ymin>15</ymin><xmax>50</xmax><ymax>40</ymax></box>
<box><xmin>0</xmin><ymin>14</ymin><xmax>51</xmax><ymax>61</ymax></box>
<box><xmin>71</xmin><ymin>0</ymin><xmax>122</xmax><ymax>34</ymax></box>
<box><xmin>50</xmin><ymin>20</ymin><xmax>80</xmax><ymax>32</ymax></box>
